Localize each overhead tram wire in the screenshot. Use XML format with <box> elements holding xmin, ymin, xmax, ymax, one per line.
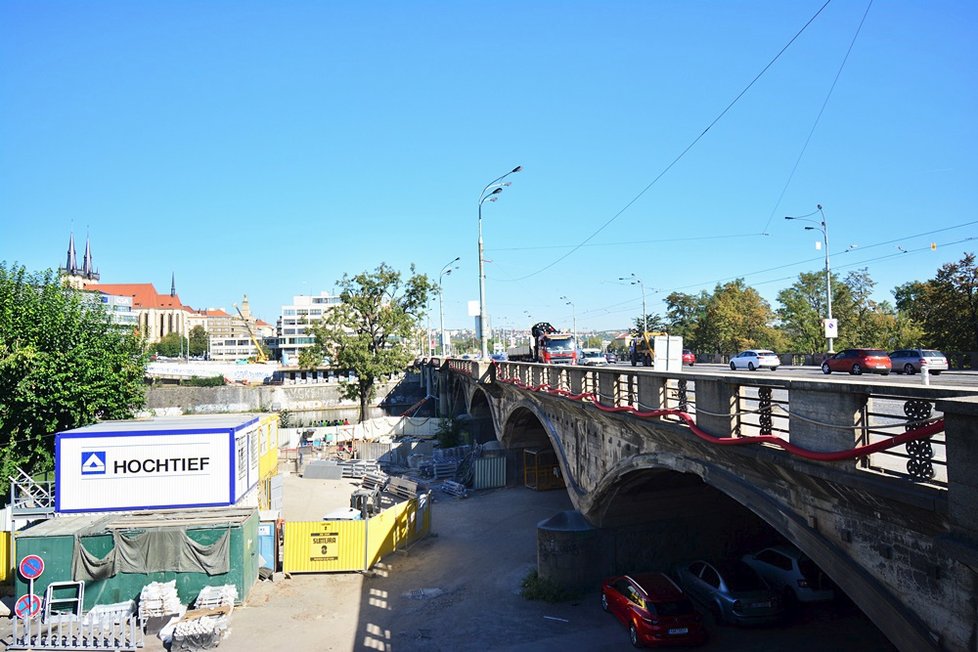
<box><xmin>505</xmin><ymin>0</ymin><xmax>835</xmax><ymax>282</ymax></box>
<box><xmin>579</xmin><ymin>227</ymin><xmax>978</xmax><ymax>321</ymax></box>
<box><xmin>758</xmin><ymin>0</ymin><xmax>875</xmax><ymax>236</ymax></box>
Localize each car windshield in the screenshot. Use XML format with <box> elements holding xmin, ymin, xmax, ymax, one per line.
<box><xmin>922</xmin><ymin>350</ymin><xmax>944</xmax><ymax>358</ymax></box>
<box><xmin>547</xmin><ymin>336</ymin><xmax>576</xmax><ymax>352</ymax></box>
<box><xmin>797</xmin><ymin>556</ymin><xmax>821</xmax><ymax>582</ymax></box>
<box><xmin>863</xmin><ymin>350</ymin><xmax>887</xmax><ymax>357</ymax></box>
<box><xmin>716</xmin><ymin>561</ymin><xmax>766</xmax><ymax>591</ymax></box>
<box><xmin>757</xmin><ymin>350</ymin><xmax>776</xmax><ymax>356</ymax></box>
<box><xmin>650</xmin><ymin>599</ymin><xmax>696</xmax><ymax>616</ymax></box>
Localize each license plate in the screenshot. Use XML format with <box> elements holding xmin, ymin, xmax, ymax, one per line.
<box><xmin>668</xmin><ymin>627</ymin><xmax>688</xmax><ymax>635</ymax></box>
<box><xmin>755</xmin><ymin>601</ymin><xmax>771</xmax><ymax>608</ymax></box>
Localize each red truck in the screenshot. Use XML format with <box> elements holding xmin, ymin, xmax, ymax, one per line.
<box><xmin>506</xmin><ymin>322</ymin><xmax>578</xmax><ymax>364</ymax></box>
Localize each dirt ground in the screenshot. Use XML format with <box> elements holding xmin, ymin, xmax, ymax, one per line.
<box><xmin>132</xmin><ymin>472</ymin><xmax>895</xmax><ymax>652</ymax></box>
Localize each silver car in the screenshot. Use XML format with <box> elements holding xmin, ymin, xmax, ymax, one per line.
<box><xmin>741</xmin><ymin>545</ymin><xmax>835</xmax><ymax>604</ymax></box>
<box><xmin>674</xmin><ymin>559</ymin><xmax>783</xmax><ymax>626</ymax></box>
<box><xmin>889</xmin><ymin>349</ymin><xmax>948</xmax><ymax>376</ymax></box>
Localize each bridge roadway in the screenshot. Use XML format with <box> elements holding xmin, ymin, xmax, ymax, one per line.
<box><xmin>431</xmin><ymin>359</ymin><xmax>978</xmax><ymax>652</ymax></box>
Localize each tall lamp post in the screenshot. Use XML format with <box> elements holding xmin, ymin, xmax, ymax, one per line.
<box><xmin>560</xmin><ymin>295</ymin><xmax>577</xmax><ymax>347</ymax></box>
<box><xmin>619</xmin><ymin>274</ymin><xmax>647</xmax><ymax>335</ymax></box>
<box><xmin>439</xmin><ymin>256</ymin><xmax>460</xmax><ymax>356</ymax></box>
<box><xmin>786</xmin><ymin>204</ymin><xmax>834</xmax><ymax>353</ymax></box>
<box><xmin>478</xmin><ymin>165</ymin><xmax>522</xmax><ymax>359</ymax></box>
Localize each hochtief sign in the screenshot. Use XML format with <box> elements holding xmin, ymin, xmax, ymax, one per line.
<box><xmin>55</xmin><ymin>415</ymin><xmax>261</xmax><ymax>513</ymax></box>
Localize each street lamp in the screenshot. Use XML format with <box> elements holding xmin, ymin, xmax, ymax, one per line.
<box><xmin>560</xmin><ymin>295</ymin><xmax>577</xmax><ymax>348</ymax></box>
<box><xmin>478</xmin><ymin>165</ymin><xmax>522</xmax><ymax>359</ymax></box>
<box><xmin>619</xmin><ymin>274</ymin><xmax>647</xmax><ymax>335</ymax></box>
<box><xmin>785</xmin><ymin>204</ymin><xmax>834</xmax><ymax>353</ymax></box>
<box><xmin>439</xmin><ymin>256</ymin><xmax>460</xmax><ymax>356</ymax></box>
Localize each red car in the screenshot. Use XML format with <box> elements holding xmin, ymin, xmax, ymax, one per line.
<box><xmin>601</xmin><ymin>573</ymin><xmax>707</xmax><ymax>647</ymax></box>
<box><xmin>821</xmin><ymin>348</ymin><xmax>891</xmax><ymax>376</ymax></box>
<box><xmin>682</xmin><ymin>349</ymin><xmax>695</xmax><ymax>366</ymax></box>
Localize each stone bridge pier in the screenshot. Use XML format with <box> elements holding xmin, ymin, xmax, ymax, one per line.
<box><xmin>427</xmin><ymin>359</ymin><xmax>978</xmax><ymax>652</ymax></box>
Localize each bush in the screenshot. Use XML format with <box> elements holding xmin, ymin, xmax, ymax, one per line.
<box><xmin>520</xmin><ymin>570</ymin><xmax>580</xmax><ymax>603</ymax></box>
<box><xmin>179</xmin><ymin>375</ymin><xmax>225</xmax><ymax>387</ymax></box>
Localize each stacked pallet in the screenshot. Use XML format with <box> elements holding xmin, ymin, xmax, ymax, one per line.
<box><xmin>360</xmin><ymin>471</ymin><xmax>389</xmax><ymax>491</ymax></box>
<box><xmin>139</xmin><ymin>580</ymin><xmax>183</xmax><ymax>619</ymax></box>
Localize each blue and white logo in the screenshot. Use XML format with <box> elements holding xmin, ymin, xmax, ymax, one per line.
<box><xmin>81</xmin><ymin>451</ymin><xmax>106</xmax><ymax>475</ymax></box>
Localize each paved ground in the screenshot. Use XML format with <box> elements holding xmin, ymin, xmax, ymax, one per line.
<box><xmin>131</xmin><ymin>472</ymin><xmax>894</xmax><ymax>651</ymax></box>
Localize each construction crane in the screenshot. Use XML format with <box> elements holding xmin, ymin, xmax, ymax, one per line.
<box><xmin>233</xmin><ymin>303</ymin><xmax>269</xmax><ymax>363</ymax></box>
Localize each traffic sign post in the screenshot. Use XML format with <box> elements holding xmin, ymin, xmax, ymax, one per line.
<box><xmin>18</xmin><ymin>554</ymin><xmax>45</xmax><ymax>623</ymax></box>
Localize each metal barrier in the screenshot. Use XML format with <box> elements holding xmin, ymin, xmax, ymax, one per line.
<box><xmin>8</xmin><ymin>614</ymin><xmax>144</xmax><ymax>651</ymax></box>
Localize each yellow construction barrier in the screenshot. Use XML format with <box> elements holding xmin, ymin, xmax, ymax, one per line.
<box><xmin>0</xmin><ymin>531</ymin><xmax>12</xmax><ymax>584</ymax></box>
<box><xmin>283</xmin><ymin>493</ymin><xmax>431</xmax><ymax>573</ymax></box>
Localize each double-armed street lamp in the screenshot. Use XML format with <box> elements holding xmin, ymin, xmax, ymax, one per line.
<box><xmin>439</xmin><ymin>256</ymin><xmax>460</xmax><ymax>356</ymax></box>
<box><xmin>560</xmin><ymin>295</ymin><xmax>577</xmax><ymax>348</ymax></box>
<box><xmin>619</xmin><ymin>273</ymin><xmax>647</xmax><ymax>335</ymax></box>
<box><xmin>785</xmin><ymin>204</ymin><xmax>835</xmax><ymax>353</ymax></box>
<box><xmin>478</xmin><ymin>165</ymin><xmax>522</xmax><ymax>359</ymax></box>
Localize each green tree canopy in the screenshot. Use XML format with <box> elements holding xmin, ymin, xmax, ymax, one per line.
<box><xmin>698</xmin><ymin>279</ymin><xmax>783</xmax><ymax>354</ymax></box>
<box><xmin>0</xmin><ymin>263</ymin><xmax>148</xmax><ymax>479</ymax></box>
<box><xmin>155</xmin><ymin>332</ymin><xmax>187</xmax><ymax>357</ymax></box>
<box><xmin>300</xmin><ymin>263</ymin><xmax>434</xmax><ymax>422</ymax></box>
<box><xmin>894</xmin><ymin>252</ymin><xmax>978</xmax><ymax>352</ymax></box>
<box><xmin>189</xmin><ymin>325</ymin><xmax>209</xmax><ymax>357</ymax></box>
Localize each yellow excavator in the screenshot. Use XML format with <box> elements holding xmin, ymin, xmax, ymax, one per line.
<box><xmin>233</xmin><ymin>303</ymin><xmax>269</xmax><ymax>363</ymax></box>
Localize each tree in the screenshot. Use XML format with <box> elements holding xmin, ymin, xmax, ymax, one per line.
<box><xmin>631</xmin><ymin>313</ymin><xmax>666</xmax><ymax>335</ymax></box>
<box><xmin>189</xmin><ymin>325</ymin><xmax>209</xmax><ymax>357</ymax></box>
<box><xmin>0</xmin><ymin>263</ymin><xmax>148</xmax><ymax>480</ymax></box>
<box><xmin>155</xmin><ymin>332</ymin><xmax>187</xmax><ymax>357</ymax></box>
<box><xmin>894</xmin><ymin>253</ymin><xmax>978</xmax><ymax>352</ymax></box>
<box><xmin>301</xmin><ymin>263</ymin><xmax>434</xmax><ymax>422</ymax></box>
<box><xmin>698</xmin><ymin>279</ymin><xmax>783</xmax><ymax>354</ymax></box>
<box><xmin>776</xmin><ymin>272</ymin><xmax>830</xmax><ymax>354</ymax></box>
<box><xmin>664</xmin><ymin>291</ymin><xmax>709</xmax><ymax>350</ymax></box>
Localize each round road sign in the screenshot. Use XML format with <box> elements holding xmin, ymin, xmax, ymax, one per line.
<box><xmin>18</xmin><ymin>554</ymin><xmax>44</xmax><ymax>580</ymax></box>
<box><xmin>14</xmin><ymin>593</ymin><xmax>42</xmax><ymax>619</ymax></box>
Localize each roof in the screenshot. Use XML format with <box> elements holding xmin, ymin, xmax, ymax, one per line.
<box><xmin>629</xmin><ymin>572</ymin><xmax>685</xmax><ymax>600</ymax></box>
<box><xmin>56</xmin><ymin>414</ymin><xmax>263</xmax><ymax>436</ymax></box>
<box><xmin>16</xmin><ymin>507</ymin><xmax>257</xmax><ymax>538</ymax></box>
<box><xmin>85</xmin><ymin>283</ymin><xmax>186</xmax><ymax>310</ymax></box>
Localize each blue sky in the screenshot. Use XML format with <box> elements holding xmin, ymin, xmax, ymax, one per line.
<box><xmin>2</xmin><ymin>1</ymin><xmax>976</xmax><ymax>335</ymax></box>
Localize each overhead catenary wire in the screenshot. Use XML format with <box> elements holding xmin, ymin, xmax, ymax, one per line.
<box><xmin>503</xmin><ymin>1</ymin><xmax>834</xmax><ymax>282</ymax></box>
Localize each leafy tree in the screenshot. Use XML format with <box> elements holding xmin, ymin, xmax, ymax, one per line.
<box><xmin>301</xmin><ymin>263</ymin><xmax>434</xmax><ymax>422</ymax></box>
<box><xmin>0</xmin><ymin>263</ymin><xmax>148</xmax><ymax>480</ymax></box>
<box><xmin>698</xmin><ymin>279</ymin><xmax>783</xmax><ymax>354</ymax></box>
<box><xmin>894</xmin><ymin>253</ymin><xmax>978</xmax><ymax>352</ymax></box>
<box><xmin>189</xmin><ymin>325</ymin><xmax>209</xmax><ymax>357</ymax></box>
<box><xmin>582</xmin><ymin>335</ymin><xmax>604</xmax><ymax>349</ymax></box>
<box><xmin>776</xmin><ymin>272</ymin><xmax>831</xmax><ymax>354</ymax></box>
<box><xmin>155</xmin><ymin>332</ymin><xmax>187</xmax><ymax>357</ymax></box>
<box><xmin>664</xmin><ymin>291</ymin><xmax>708</xmax><ymax>350</ymax></box>
<box><xmin>631</xmin><ymin>313</ymin><xmax>666</xmax><ymax>335</ymax></box>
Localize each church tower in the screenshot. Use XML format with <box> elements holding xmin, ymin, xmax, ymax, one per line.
<box><xmin>60</xmin><ymin>233</ymin><xmax>100</xmax><ymax>289</ymax></box>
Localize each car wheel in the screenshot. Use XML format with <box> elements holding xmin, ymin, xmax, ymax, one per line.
<box><xmin>932</xmin><ymin>371</ymin><xmax>941</xmax><ymax>376</ymax></box>
<box><xmin>689</xmin><ymin>362</ymin><xmax>694</xmax><ymax>366</ymax></box>
<box><xmin>601</xmin><ymin>593</ymin><xmax>609</xmax><ymax>612</ymax></box>
<box><xmin>850</xmin><ymin>364</ymin><xmax>862</xmax><ymax>375</ymax></box>
<box><xmin>771</xmin><ymin>366</ymin><xmax>778</xmax><ymax>371</ymax></box>
<box><xmin>748</xmin><ymin>362</ymin><xmax>756</xmax><ymax>371</ymax></box>
<box><xmin>881</xmin><ymin>371</ymin><xmax>890</xmax><ymax>376</ymax></box>
<box><xmin>631</xmin><ymin>357</ymin><xmax>637</xmax><ymax>367</ymax></box>
<box><xmin>821</xmin><ymin>363</ymin><xmax>831</xmax><ymax>374</ymax></box>
<box><xmin>904</xmin><ymin>363</ymin><xmax>915</xmax><ymax>375</ymax></box>
<box><xmin>730</xmin><ymin>362</ymin><xmax>737</xmax><ymax>371</ymax></box>
<box><xmin>629</xmin><ymin>623</ymin><xmax>641</xmax><ymax>648</ymax></box>
<box><xmin>709</xmin><ymin>601</ymin><xmax>724</xmax><ymax>626</ymax></box>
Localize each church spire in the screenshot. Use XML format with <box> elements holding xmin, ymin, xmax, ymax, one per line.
<box><xmin>65</xmin><ymin>233</ymin><xmax>78</xmax><ymax>273</ymax></box>
<box><xmin>170</xmin><ymin>272</ymin><xmax>176</xmax><ymax>297</ymax></box>
<box><xmin>83</xmin><ymin>236</ymin><xmax>94</xmax><ymax>276</ymax></box>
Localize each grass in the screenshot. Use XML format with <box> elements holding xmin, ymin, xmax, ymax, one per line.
<box><xmin>520</xmin><ymin>570</ymin><xmax>582</xmax><ymax>603</ymax></box>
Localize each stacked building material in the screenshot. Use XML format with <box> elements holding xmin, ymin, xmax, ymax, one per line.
<box><xmin>139</xmin><ymin>580</ymin><xmax>183</xmax><ymax>620</ymax></box>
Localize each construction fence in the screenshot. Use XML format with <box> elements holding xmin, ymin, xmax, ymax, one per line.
<box><xmin>282</xmin><ymin>493</ymin><xmax>431</xmax><ymax>573</ymax></box>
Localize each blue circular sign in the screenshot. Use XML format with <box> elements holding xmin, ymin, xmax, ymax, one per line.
<box><xmin>18</xmin><ymin>554</ymin><xmax>44</xmax><ymax>581</ymax></box>
<box><xmin>14</xmin><ymin>593</ymin><xmax>41</xmax><ymax>619</ymax></box>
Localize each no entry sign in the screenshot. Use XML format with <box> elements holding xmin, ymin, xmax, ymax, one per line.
<box><xmin>14</xmin><ymin>593</ymin><xmax>41</xmax><ymax>619</ymax></box>
<box><xmin>18</xmin><ymin>554</ymin><xmax>44</xmax><ymax>581</ymax></box>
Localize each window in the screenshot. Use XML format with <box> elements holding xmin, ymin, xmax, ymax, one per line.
<box><xmin>757</xmin><ymin>549</ymin><xmax>792</xmax><ymax>571</ymax></box>
<box><xmin>699</xmin><ymin>565</ymin><xmax>721</xmax><ymax>588</ymax></box>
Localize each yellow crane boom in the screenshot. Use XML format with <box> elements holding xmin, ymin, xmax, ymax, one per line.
<box><xmin>233</xmin><ymin>303</ymin><xmax>269</xmax><ymax>363</ymax></box>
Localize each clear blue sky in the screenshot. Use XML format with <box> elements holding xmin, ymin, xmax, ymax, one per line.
<box><xmin>2</xmin><ymin>1</ymin><xmax>976</xmax><ymax>335</ymax></box>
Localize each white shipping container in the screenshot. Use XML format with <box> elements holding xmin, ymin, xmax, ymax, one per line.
<box><xmin>55</xmin><ymin>414</ymin><xmax>262</xmax><ymax>513</ymax></box>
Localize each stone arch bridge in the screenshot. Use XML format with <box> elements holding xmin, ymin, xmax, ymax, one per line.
<box><xmin>423</xmin><ymin>358</ymin><xmax>978</xmax><ymax>652</ymax></box>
